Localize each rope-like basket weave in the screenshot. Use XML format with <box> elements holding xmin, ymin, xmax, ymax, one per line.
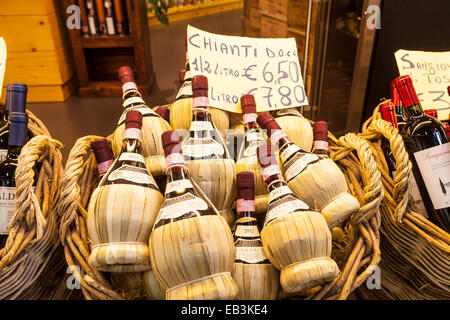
<box><xmin>59</xmin><ymin>127</ymin><xmax>384</xmax><ymax>300</ymax></box>
<box><xmin>356</xmin><ymin>102</ymin><xmax>450</xmax><ymax>300</ymax></box>
<box><xmin>0</xmin><ymin>110</ymin><xmax>72</xmax><ymax>299</ymax></box>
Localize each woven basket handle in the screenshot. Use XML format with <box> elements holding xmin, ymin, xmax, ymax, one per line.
<box><xmin>333</xmin><ymin>132</ymin><xmax>384</xmax><ymax>226</ymax></box>
<box><xmin>59</xmin><ymin>135</ymin><xmax>104</xmax><ymax>244</ymax></box>
<box><xmin>361</xmin><ymin>101</ymin><xmax>412</xmax><ymax>222</ymax></box>
<box><xmin>13</xmin><ymin>135</ymin><xmax>63</xmax><ymax>240</ymax></box>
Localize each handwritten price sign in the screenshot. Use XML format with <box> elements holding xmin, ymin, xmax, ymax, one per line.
<box><xmin>187</xmin><ymin>25</ymin><xmax>308</xmax><ymax>113</ymax></box>
<box><xmin>0</xmin><ymin>38</ymin><xmax>6</xmax><ymax>100</ymax></box>
<box><xmin>395</xmin><ymin>49</ymin><xmax>450</xmax><ymax>120</ymax></box>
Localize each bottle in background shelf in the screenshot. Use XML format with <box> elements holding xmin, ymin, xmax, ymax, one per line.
<box><xmin>181</xmin><ymin>75</ymin><xmax>236</xmax><ymax>227</ymax></box>
<box><xmin>87</xmin><ymin>110</ymin><xmax>163</xmax><ymax>272</ymax></box>
<box><xmin>0</xmin><ymin>112</ymin><xmax>35</xmax><ymax>248</ymax></box>
<box><xmin>77</xmin><ymin>0</ymin><xmax>89</xmax><ymax>36</ymax></box>
<box><xmin>235</xmin><ymin>95</ymin><xmax>268</xmax><ymax>216</ymax></box>
<box><xmin>149</xmin><ymin>130</ymin><xmax>238</xmax><ymax>300</ymax></box>
<box><xmin>104</xmin><ymin>0</ymin><xmax>116</xmax><ymax>35</ymax></box>
<box><xmin>312</xmin><ymin>121</ymin><xmax>329</xmax><ymax>156</ymax></box>
<box><xmin>94</xmin><ymin>0</ymin><xmax>107</xmax><ymax>35</ymax></box>
<box><xmin>86</xmin><ymin>0</ymin><xmax>98</xmax><ymax>36</ymax></box>
<box><xmin>257</xmin><ymin>112</ymin><xmax>360</xmax><ymax>228</ymax></box>
<box><xmin>232</xmin><ymin>171</ymin><xmax>279</xmax><ymax>300</ymax></box>
<box><xmin>111</xmin><ymin>66</ymin><xmax>171</xmax><ymax>192</ymax></box>
<box><xmin>391</xmin><ymin>80</ymin><xmax>406</xmax><ymax>131</ymax></box>
<box><xmin>272</xmin><ymin>108</ymin><xmax>314</xmax><ymax>152</ymax></box>
<box><xmin>91</xmin><ymin>138</ymin><xmax>114</xmax><ymax>181</ymax></box>
<box><xmin>256</xmin><ymin>144</ymin><xmax>339</xmax><ymax>294</ymax></box>
<box><xmin>394</xmin><ymin>75</ymin><xmax>450</xmax><ymax>231</ymax></box>
<box><xmin>113</xmin><ymin>0</ymin><xmax>126</xmax><ymax>35</ymax></box>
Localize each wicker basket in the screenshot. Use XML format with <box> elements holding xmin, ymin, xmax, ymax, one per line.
<box><xmin>0</xmin><ymin>111</ymin><xmax>73</xmax><ymax>299</ymax></box>
<box><xmin>58</xmin><ymin>123</ymin><xmax>384</xmax><ymax>300</ymax></box>
<box><xmin>356</xmin><ymin>103</ymin><xmax>450</xmax><ymax>300</ymax></box>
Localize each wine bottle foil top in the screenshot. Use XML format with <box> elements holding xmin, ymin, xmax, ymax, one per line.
<box><xmin>236</xmin><ymin>171</ymin><xmax>255</xmax><ymax>201</ymax></box>
<box><xmin>241</xmin><ymin>95</ymin><xmax>256</xmax><ymax>115</ymax></box>
<box><xmin>125</xmin><ymin>110</ymin><xmax>142</xmax><ymax>129</ymax></box>
<box><xmin>394</xmin><ymin>75</ymin><xmax>420</xmax><ymax>107</ymax></box>
<box><xmin>192</xmin><ymin>75</ymin><xmax>208</xmax><ymax>97</ymax></box>
<box><xmin>91</xmin><ymin>138</ymin><xmax>113</xmax><ymax>165</ymax></box>
<box><xmin>118</xmin><ymin>66</ymin><xmax>135</xmax><ymax>84</ymax></box>
<box><xmin>8</xmin><ymin>83</ymin><xmax>28</xmax><ymax>113</ymax></box>
<box><xmin>256</xmin><ymin>112</ymin><xmax>282</xmax><ymax>136</ymax></box>
<box><xmin>313</xmin><ymin>121</ymin><xmax>328</xmax><ymax>142</ymax></box>
<box><xmin>257</xmin><ymin>144</ymin><xmax>278</xmax><ymax>168</ymax></box>
<box><xmin>155</xmin><ymin>107</ymin><xmax>170</xmax><ymax>122</ymax></box>
<box><xmin>7</xmin><ymin>83</ymin><xmax>27</xmax><ymax>94</ymax></box>
<box><xmin>9</xmin><ymin>112</ymin><xmax>29</xmax><ymax>147</ymax></box>
<box><xmin>161</xmin><ymin>130</ymin><xmax>182</xmax><ymax>158</ymax></box>
<box><xmin>424</xmin><ymin>109</ymin><xmax>438</xmax><ymax>119</ymax></box>
<box><xmin>391</xmin><ymin>80</ymin><xmax>403</xmax><ymax>106</ymax></box>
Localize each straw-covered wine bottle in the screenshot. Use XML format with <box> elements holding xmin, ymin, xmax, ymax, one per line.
<box><xmin>111</xmin><ymin>66</ymin><xmax>171</xmax><ymax>179</ymax></box>
<box><xmin>236</xmin><ymin>95</ymin><xmax>269</xmax><ymax>215</ymax></box>
<box><xmin>232</xmin><ymin>171</ymin><xmax>279</xmax><ymax>300</ymax></box>
<box><xmin>149</xmin><ymin>130</ymin><xmax>237</xmax><ymax>300</ymax></box>
<box><xmin>257</xmin><ymin>112</ymin><xmax>360</xmax><ymax>228</ymax></box>
<box><xmin>170</xmin><ymin>36</ymin><xmax>229</xmax><ymax>138</ymax></box>
<box><xmin>181</xmin><ymin>75</ymin><xmax>236</xmax><ymax>226</ymax></box>
<box><xmin>272</xmin><ymin>108</ymin><xmax>314</xmax><ymax>152</ymax></box>
<box><xmin>312</xmin><ymin>121</ymin><xmax>329</xmax><ymax>156</ymax></box>
<box><xmin>91</xmin><ymin>138</ymin><xmax>114</xmax><ymax>180</ymax></box>
<box><xmin>257</xmin><ymin>144</ymin><xmax>340</xmax><ymax>293</ymax></box>
<box><xmin>88</xmin><ymin>110</ymin><xmax>163</xmax><ymax>272</ymax></box>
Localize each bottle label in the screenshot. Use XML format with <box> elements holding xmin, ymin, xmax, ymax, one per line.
<box><xmin>193</xmin><ymin>97</ymin><xmax>209</xmax><ymax>109</ymax></box>
<box><xmin>165</xmin><ymin>153</ymin><xmax>185</xmax><ymax>168</ymax></box>
<box><xmin>106</xmin><ymin>17</ymin><xmax>115</xmax><ymax>35</ymax></box>
<box><xmin>124</xmin><ymin>128</ymin><xmax>142</xmax><ymax>140</ymax></box>
<box><xmin>0</xmin><ymin>187</ymin><xmax>16</xmax><ymax>235</ymax></box>
<box><xmin>265</xmin><ymin>194</ymin><xmax>309</xmax><ymax>227</ymax></box>
<box><xmin>282</xmin><ymin>147</ymin><xmax>319</xmax><ymax>182</ymax></box>
<box><xmin>155</xmin><ymin>192</ymin><xmax>208</xmax><ymax>223</ymax></box>
<box><xmin>313</xmin><ymin>141</ymin><xmax>329</xmax><ymax>152</ymax></box>
<box><xmin>123</xmin><ymin>96</ymin><xmax>146</xmax><ymax>108</ymax></box>
<box><xmin>184</xmin><ymin>70</ymin><xmax>192</xmax><ymax>80</ymax></box>
<box><xmin>236</xmin><ymin>199</ymin><xmax>255</xmax><ymax>213</ymax></box>
<box><xmin>122</xmin><ymin>82</ymin><xmax>138</xmax><ymax>93</ymax></box>
<box><xmin>413</xmin><ymin>143</ymin><xmax>450</xmax><ymax>210</ymax></box>
<box><xmin>118</xmin><ymin>105</ymin><xmax>158</xmax><ymax>125</ymax></box>
<box><xmin>107</xmin><ymin>164</ymin><xmax>156</xmax><ymax>186</ymax></box>
<box><xmin>182</xmin><ymin>137</ymin><xmax>225</xmax><ymax>158</ymax></box>
<box><xmin>280</xmin><ymin>144</ymin><xmax>301</xmax><ymax>163</ymax></box>
<box><xmin>88</xmin><ymin>16</ymin><xmax>97</xmax><ymax>35</ymax></box>
<box><xmin>190</xmin><ymin>121</ymin><xmax>214</xmax><ymax>132</ymax></box>
<box><xmin>246</xmin><ymin>130</ymin><xmax>264</xmax><ymax>143</ymax></box>
<box><xmin>243</xmin><ymin>113</ymin><xmax>257</xmax><ymax>124</ymax></box>
<box><xmin>270</xmin><ymin>129</ymin><xmax>288</xmax><ymax>147</ymax></box>
<box><xmin>175</xmin><ymin>80</ymin><xmax>193</xmax><ymax>100</ymax></box>
<box><xmin>262</xmin><ymin>165</ymin><xmax>281</xmax><ymax>181</ymax></box>
<box><xmin>118</xmin><ymin>152</ymin><xmax>145</xmax><ymax>164</ymax></box>
<box><xmin>0</xmin><ymin>149</ymin><xmax>7</xmax><ymax>162</ymax></box>
<box><xmin>394</xmin><ymin>170</ymin><xmax>428</xmax><ymax>218</ymax></box>
<box><xmin>165</xmin><ymin>179</ymin><xmax>194</xmax><ymax>195</ymax></box>
<box><xmin>97</xmin><ymin>160</ymin><xmax>113</xmax><ymax>175</ymax></box>
<box><xmin>268</xmin><ymin>185</ymin><xmax>292</xmax><ymax>203</ymax></box>
<box><xmin>275</xmin><ymin>108</ymin><xmax>302</xmax><ymax>117</ymax></box>
<box><xmin>235</xmin><ymin>239</ymin><xmax>268</xmax><ymax>264</ymax></box>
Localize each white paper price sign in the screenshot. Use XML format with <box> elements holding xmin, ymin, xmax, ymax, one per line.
<box><xmin>187</xmin><ymin>25</ymin><xmax>308</xmax><ymax>113</ymax></box>
<box><xmin>0</xmin><ymin>38</ymin><xmax>6</xmax><ymax>100</ymax></box>
<box><xmin>395</xmin><ymin>49</ymin><xmax>450</xmax><ymax>120</ymax></box>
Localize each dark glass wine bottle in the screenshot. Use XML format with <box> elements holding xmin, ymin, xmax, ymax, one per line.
<box><xmin>154</xmin><ymin>130</ymin><xmax>216</xmax><ymax>229</ymax></box>
<box><xmin>395</xmin><ymin>75</ymin><xmax>450</xmax><ymax>231</ymax></box>
<box><xmin>0</xmin><ymin>85</ymin><xmax>12</xmax><ymax>162</ymax></box>
<box><xmin>379</xmin><ymin>101</ymin><xmax>398</xmax><ymax>176</ymax></box>
<box><xmin>0</xmin><ymin>112</ymin><xmax>35</xmax><ymax>248</ymax></box>
<box><xmin>234</xmin><ymin>171</ymin><xmax>270</xmax><ymax>265</ymax></box>
<box><xmin>391</xmin><ymin>80</ymin><xmax>406</xmax><ymax>131</ymax></box>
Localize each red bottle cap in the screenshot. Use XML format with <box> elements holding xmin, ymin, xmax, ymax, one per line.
<box><xmin>241</xmin><ymin>95</ymin><xmax>257</xmax><ymax>115</ymax></box>
<box><xmin>161</xmin><ymin>130</ymin><xmax>182</xmax><ymax>157</ymax></box>
<box><xmin>390</xmin><ymin>80</ymin><xmax>403</xmax><ymax>107</ymax></box>
<box><xmin>379</xmin><ymin>101</ymin><xmax>398</xmax><ymax>128</ymax></box>
<box><xmin>179</xmin><ymin>69</ymin><xmax>186</xmax><ymax>84</ymax></box>
<box><xmin>443</xmin><ymin>122</ymin><xmax>450</xmax><ymax>136</ymax></box>
<box><xmin>424</xmin><ymin>109</ymin><xmax>438</xmax><ymax>119</ymax></box>
<box><xmin>313</xmin><ymin>121</ymin><xmax>328</xmax><ymax>142</ymax></box>
<box><xmin>257</xmin><ymin>144</ymin><xmax>277</xmax><ymax>168</ymax></box>
<box><xmin>256</xmin><ymin>112</ymin><xmax>282</xmax><ymax>136</ymax></box>
<box><xmin>155</xmin><ymin>106</ymin><xmax>170</xmax><ymax>122</ymax></box>
<box><xmin>125</xmin><ymin>110</ymin><xmax>142</xmax><ymax>129</ymax></box>
<box><xmin>192</xmin><ymin>75</ymin><xmax>208</xmax><ymax>98</ymax></box>
<box><xmin>91</xmin><ymin>138</ymin><xmax>113</xmax><ymax>165</ymax></box>
<box><xmin>394</xmin><ymin>75</ymin><xmax>420</xmax><ymax>107</ymax></box>
<box><xmin>118</xmin><ymin>66</ymin><xmax>135</xmax><ymax>85</ymax></box>
<box><xmin>236</xmin><ymin>171</ymin><xmax>255</xmax><ymax>201</ymax></box>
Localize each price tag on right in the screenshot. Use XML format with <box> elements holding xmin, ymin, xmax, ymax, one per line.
<box><xmin>395</xmin><ymin>49</ymin><xmax>450</xmax><ymax>120</ymax></box>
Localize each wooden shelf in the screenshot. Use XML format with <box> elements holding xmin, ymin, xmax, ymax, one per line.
<box><xmin>81</xmin><ymin>35</ymin><xmax>134</xmax><ymax>48</ymax></box>
<box><xmin>148</xmin><ymin>0</ymin><xmax>243</xmax><ymax>26</ymax></box>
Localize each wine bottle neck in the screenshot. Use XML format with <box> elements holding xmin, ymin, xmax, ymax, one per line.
<box><xmin>7</xmin><ymin>145</ymin><xmax>22</xmax><ymax>160</ymax></box>
<box><xmin>404</xmin><ymin>103</ymin><xmax>424</xmax><ymax>118</ymax></box>
<box><xmin>122</xmin><ymin>138</ymin><xmax>141</xmax><ymax>154</ymax></box>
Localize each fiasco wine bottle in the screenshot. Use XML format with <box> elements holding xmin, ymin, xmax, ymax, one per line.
<box><xmin>312</xmin><ymin>121</ymin><xmax>329</xmax><ymax>156</ymax></box>
<box><xmin>395</xmin><ymin>75</ymin><xmax>450</xmax><ymax>231</ymax></box>
<box><xmin>232</xmin><ymin>171</ymin><xmax>279</xmax><ymax>300</ymax></box>
<box><xmin>91</xmin><ymin>138</ymin><xmax>114</xmax><ymax>181</ymax></box>
<box><xmin>0</xmin><ymin>112</ymin><xmax>34</xmax><ymax>248</ymax></box>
